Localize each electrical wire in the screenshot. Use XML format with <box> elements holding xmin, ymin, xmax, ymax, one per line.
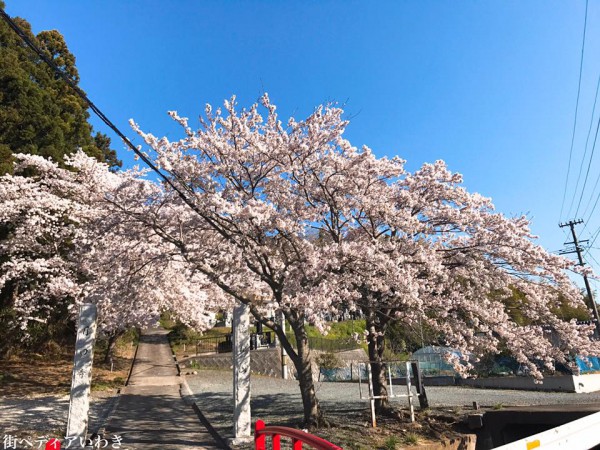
<box><xmin>579</xmin><ymin>113</ymin><xmax>600</xmax><ymax>228</ymax></box>
<box><xmin>585</xmin><ymin>226</ymin><xmax>600</xmax><ymax>256</ymax></box>
<box><xmin>5</xmin><ymin>6</ymin><xmax>599</xmax><ymax>280</ymax></box>
<box><xmin>588</xmin><ymin>251</ymin><xmax>600</xmax><ymax>268</ymax></box>
<box><xmin>560</xmin><ymin>0</ymin><xmax>589</xmax><ymax>220</ymax></box>
<box><xmin>571</xmin><ymin>70</ymin><xmax>600</xmax><ymax>218</ymax></box>
<box><xmin>0</xmin><ymin>7</ymin><xmax>209</xmax><ymax>223</ymax></box>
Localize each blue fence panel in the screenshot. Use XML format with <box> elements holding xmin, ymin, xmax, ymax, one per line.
<box><xmin>576</xmin><ymin>355</ymin><xmax>600</xmax><ymax>373</ymax></box>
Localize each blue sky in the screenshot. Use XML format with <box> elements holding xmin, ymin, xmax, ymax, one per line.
<box><xmin>6</xmin><ymin>1</ymin><xmax>600</xmax><ymax>285</ymax></box>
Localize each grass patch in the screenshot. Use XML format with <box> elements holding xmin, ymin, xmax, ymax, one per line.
<box><xmin>305</xmin><ymin>319</ymin><xmax>366</xmax><ymax>339</ymax></box>
<box><xmin>403</xmin><ymin>432</ymin><xmax>420</xmax><ymax>445</ymax></box>
<box><xmin>284</xmin><ymin>320</ymin><xmax>368</xmax><ymax>352</ymax></box>
<box><xmin>383</xmin><ymin>435</ymin><xmax>401</xmax><ymax>449</ymax></box>
<box><xmin>92</xmin><ymin>376</ymin><xmax>124</xmax><ymax>391</ymax></box>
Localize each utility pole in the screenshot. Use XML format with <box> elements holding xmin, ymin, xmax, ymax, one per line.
<box><xmin>560</xmin><ymin>219</ymin><xmax>600</xmax><ymax>335</ymax></box>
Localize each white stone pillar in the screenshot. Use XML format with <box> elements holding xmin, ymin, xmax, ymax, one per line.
<box><xmin>231</xmin><ymin>303</ymin><xmax>252</xmax><ymax>444</ymax></box>
<box><xmin>279</xmin><ymin>311</ymin><xmax>289</xmax><ymax>380</ymax></box>
<box><xmin>66</xmin><ymin>304</ymin><xmax>97</xmax><ymax>446</ymax></box>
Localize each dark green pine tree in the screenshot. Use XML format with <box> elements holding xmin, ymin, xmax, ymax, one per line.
<box><xmin>0</xmin><ymin>2</ymin><xmax>122</xmax><ymax>355</ymax></box>
<box><xmin>0</xmin><ymin>1</ymin><xmax>121</xmax><ymax>173</ymax></box>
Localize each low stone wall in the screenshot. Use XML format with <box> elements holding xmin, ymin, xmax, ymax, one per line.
<box><xmin>391</xmin><ymin>375</ymin><xmax>456</xmax><ymax>386</ymax></box>
<box><xmin>458</xmin><ymin>374</ymin><xmax>600</xmax><ymax>393</ymax></box>
<box><xmin>179</xmin><ymin>347</ymin><xmax>370</xmax><ymax>380</ymax></box>
<box><xmin>182</xmin><ymin>349</ymin><xmax>600</xmax><ymax>394</ymax></box>
<box><xmin>332</xmin><ymin>348</ymin><xmax>369</xmax><ymax>364</ymax></box>
<box><xmin>459</xmin><ymin>375</ymin><xmax>576</xmax><ymax>391</ymax></box>
<box><xmin>573</xmin><ymin>373</ymin><xmax>600</xmax><ymax>393</ymax></box>
<box><xmin>180</xmin><ymin>348</ymin><xmax>282</xmax><ymax>378</ymax></box>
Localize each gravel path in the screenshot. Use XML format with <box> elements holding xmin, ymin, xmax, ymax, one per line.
<box><xmin>1</xmin><ymin>329</ymin><xmax>220</xmax><ymax>449</ymax></box>
<box><xmin>103</xmin><ymin>328</ymin><xmax>219</xmax><ymax>449</ymax></box>
<box><xmin>186</xmin><ymin>368</ymin><xmax>600</xmax><ymax>444</ymax></box>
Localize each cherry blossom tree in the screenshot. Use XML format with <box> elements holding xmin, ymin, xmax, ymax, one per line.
<box><xmin>129</xmin><ymin>94</ymin><xmax>600</xmax><ymax>426</ymax></box>
<box><xmin>0</xmin><ymin>152</ymin><xmax>220</xmax><ymax>356</ymax></box>
<box><xmin>0</xmin><ymin>154</ymin><xmax>90</xmax><ymax>344</ymax></box>
<box><xmin>324</xmin><ymin>160</ymin><xmax>600</xmax><ymax>413</ymax></box>
<box><xmin>129</xmin><ymin>96</ymin><xmax>375</xmax><ymax>427</ymax></box>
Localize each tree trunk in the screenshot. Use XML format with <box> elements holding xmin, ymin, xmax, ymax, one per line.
<box><xmin>366</xmin><ymin>311</ymin><xmax>393</xmax><ymax>415</ymax></box>
<box><xmin>262</xmin><ymin>308</ymin><xmax>326</xmax><ymax>429</ymax></box>
<box><xmin>290</xmin><ymin>316</ymin><xmax>326</xmax><ymax>429</ymax></box>
<box><xmin>103</xmin><ymin>330</ymin><xmax>124</xmax><ymax>364</ymax></box>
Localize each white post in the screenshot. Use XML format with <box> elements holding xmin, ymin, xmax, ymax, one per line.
<box><xmin>231</xmin><ymin>303</ymin><xmax>252</xmax><ymax>445</ymax></box>
<box><xmin>367</xmin><ymin>363</ymin><xmax>376</xmax><ymax>427</ymax></box>
<box><xmin>406</xmin><ymin>361</ymin><xmax>415</xmax><ymax>422</ymax></box>
<box><xmin>358</xmin><ymin>363</ymin><xmax>364</xmax><ymax>399</ymax></box>
<box><xmin>66</xmin><ymin>304</ymin><xmax>97</xmax><ymax>446</ymax></box>
<box><xmin>279</xmin><ymin>311</ymin><xmax>288</xmax><ymax>380</ymax></box>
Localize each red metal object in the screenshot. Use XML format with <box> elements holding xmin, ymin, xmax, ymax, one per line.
<box><xmin>254</xmin><ymin>420</ymin><xmax>343</xmax><ymax>450</ymax></box>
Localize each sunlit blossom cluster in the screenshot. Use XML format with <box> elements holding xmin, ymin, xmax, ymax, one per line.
<box><xmin>1</xmin><ymin>94</ymin><xmax>597</xmax><ymax>403</ymax></box>
<box><xmin>0</xmin><ymin>152</ymin><xmax>225</xmax><ymax>335</ymax></box>
<box><xmin>128</xmin><ymin>95</ymin><xmax>599</xmax><ymax>382</ymax></box>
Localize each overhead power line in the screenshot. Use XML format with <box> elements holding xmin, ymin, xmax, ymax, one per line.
<box><xmin>586</xmin><ymin>226</ymin><xmax>600</xmax><ymax>256</ymax></box>
<box><xmin>587</xmin><ymin>251</ymin><xmax>600</xmax><ymax>271</ymax></box>
<box><xmin>0</xmin><ymin>7</ymin><xmax>212</xmax><ymax>225</ymax></box>
<box><xmin>560</xmin><ymin>0</ymin><xmax>589</xmax><ymax>220</ymax></box>
<box><xmin>571</xmin><ymin>70</ymin><xmax>600</xmax><ymax>218</ymax></box>
<box><xmin>579</xmin><ymin>113</ymin><xmax>600</xmax><ymax>226</ymax></box>
<box><xmin>559</xmin><ymin>219</ymin><xmax>600</xmax><ymax>333</ymax></box>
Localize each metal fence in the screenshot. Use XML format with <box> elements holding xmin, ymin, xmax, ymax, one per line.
<box><xmin>286</xmin><ymin>335</ymin><xmax>362</xmax><ymax>353</ymax></box>
<box><xmin>171</xmin><ymin>333</ymin><xmax>232</xmax><ymax>355</ymax></box>
<box><xmin>173</xmin><ymin>332</ymin><xmax>278</xmax><ymax>355</ymax></box>
<box><xmin>318</xmin><ymin>359</ymin><xmax>454</xmax><ymax>382</ymax></box>
<box><xmin>172</xmin><ymin>332</ymin><xmax>361</xmax><ymax>356</ymax></box>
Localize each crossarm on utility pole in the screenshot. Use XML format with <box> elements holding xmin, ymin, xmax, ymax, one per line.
<box><xmin>560</xmin><ymin>219</ymin><xmax>600</xmax><ymax>335</ymax></box>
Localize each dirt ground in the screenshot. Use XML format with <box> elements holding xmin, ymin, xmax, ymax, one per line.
<box><xmin>0</xmin><ymin>339</ymin><xmax>135</xmax><ymax>442</ymax></box>
<box><xmin>187</xmin><ymin>367</ymin><xmax>476</xmax><ymax>450</ymax></box>
<box><xmin>229</xmin><ymin>402</ymin><xmax>473</xmax><ymax>449</ymax></box>
<box><xmin>1</xmin><ymin>338</ymin><xmax>471</xmax><ymax>449</ymax></box>
<box><xmin>0</xmin><ymin>342</ymin><xmax>134</xmax><ymax>398</ymax></box>
<box><xmin>313</xmin><ymin>408</ymin><xmax>473</xmax><ymax>450</ymax></box>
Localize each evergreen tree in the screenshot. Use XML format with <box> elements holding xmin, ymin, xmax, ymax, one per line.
<box><xmin>0</xmin><ymin>3</ymin><xmax>121</xmax><ymax>354</ymax></box>
<box><xmin>0</xmin><ymin>1</ymin><xmax>121</xmax><ymax>173</ymax></box>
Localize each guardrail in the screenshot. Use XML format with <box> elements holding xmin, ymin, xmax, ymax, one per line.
<box><xmin>254</xmin><ymin>420</ymin><xmax>343</xmax><ymax>450</ymax></box>
<box><xmin>494</xmin><ymin>411</ymin><xmax>600</xmax><ymax>449</ymax></box>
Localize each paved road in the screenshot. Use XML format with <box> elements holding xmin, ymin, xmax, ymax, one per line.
<box><xmin>104</xmin><ymin>329</ymin><xmax>221</xmax><ymax>450</ymax></box>
<box><xmin>186</xmin><ymin>368</ymin><xmax>600</xmax><ymax>445</ymax></box>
